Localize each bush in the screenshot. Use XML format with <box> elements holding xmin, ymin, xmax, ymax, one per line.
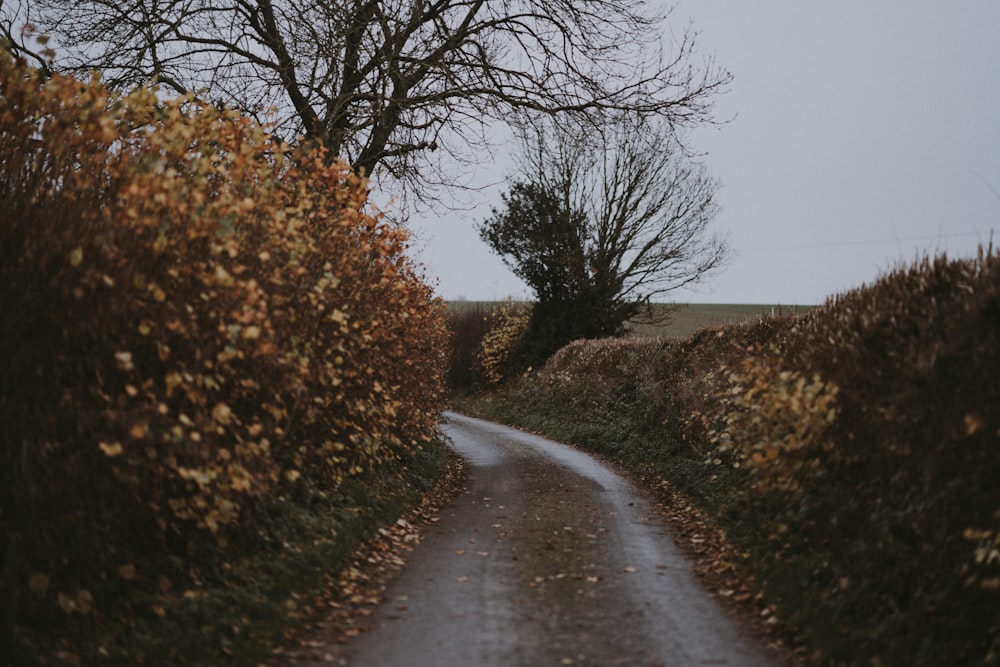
<box><xmin>1</xmin><ymin>48</ymin><xmax>448</xmax><ymax>661</ymax></box>
<box><xmin>466</xmin><ymin>250</ymin><xmax>1000</xmax><ymax>666</ymax></box>
<box><xmin>475</xmin><ymin>300</ymin><xmax>531</xmax><ymax>389</ymax></box>
<box><xmin>703</xmin><ymin>344</ymin><xmax>839</xmax><ymax>492</ymax></box>
<box><xmin>446</xmin><ymin>300</ymin><xmax>531</xmax><ymax>391</ymax></box>
<box><xmin>445</xmin><ymin>302</ymin><xmax>493</xmax><ymax>391</ymax></box>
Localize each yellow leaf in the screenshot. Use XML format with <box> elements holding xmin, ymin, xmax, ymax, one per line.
<box><xmin>214</xmin><ymin>265</ymin><xmax>233</xmax><ymax>286</ymax></box>
<box><xmin>114</xmin><ymin>351</ymin><xmax>134</xmax><ymax>372</ymax></box>
<box><xmin>165</xmin><ymin>371</ymin><xmax>182</xmax><ymax>397</ymax></box>
<box><xmin>99</xmin><ymin>441</ymin><xmax>124</xmax><ymax>457</ymax></box>
<box><xmin>965</xmin><ymin>413</ymin><xmax>985</xmax><ymax>436</ymax></box>
<box><xmin>213</xmin><ymin>402</ymin><xmax>233</xmax><ymax>425</ymax></box>
<box><xmin>69</xmin><ymin>247</ymin><xmax>83</xmax><ymax>267</ymax></box>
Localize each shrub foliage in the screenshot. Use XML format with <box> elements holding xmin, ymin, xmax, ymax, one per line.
<box><xmin>445</xmin><ymin>300</ymin><xmax>531</xmax><ymax>391</ymax></box>
<box><xmin>467</xmin><ymin>251</ymin><xmax>1000</xmax><ymax>666</ymax></box>
<box><xmin>475</xmin><ymin>300</ymin><xmax>532</xmax><ymax>389</ymax></box>
<box><xmin>1</xmin><ymin>48</ymin><xmax>448</xmax><ymax>659</ymax></box>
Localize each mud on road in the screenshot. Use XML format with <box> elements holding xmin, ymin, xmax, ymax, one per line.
<box><xmin>291</xmin><ymin>412</ymin><xmax>787</xmax><ymax>666</ymax></box>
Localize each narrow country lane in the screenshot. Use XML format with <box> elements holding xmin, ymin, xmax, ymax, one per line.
<box><xmin>297</xmin><ymin>412</ymin><xmax>783</xmax><ymax>666</ymax></box>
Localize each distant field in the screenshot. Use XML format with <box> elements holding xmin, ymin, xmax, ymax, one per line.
<box><xmin>446</xmin><ymin>301</ymin><xmax>815</xmax><ymax>339</ymax></box>
<box><xmin>623</xmin><ymin>303</ymin><xmax>815</xmax><ymax>338</ymax></box>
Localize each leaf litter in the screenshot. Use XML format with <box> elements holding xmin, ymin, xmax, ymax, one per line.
<box><xmin>270</xmin><ymin>454</ymin><xmax>467</xmax><ymax>664</ymax></box>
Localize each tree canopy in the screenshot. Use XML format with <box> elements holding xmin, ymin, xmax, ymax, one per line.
<box><xmin>479</xmin><ymin>114</ymin><xmax>727</xmax><ymax>365</ymax></box>
<box><xmin>1</xmin><ymin>0</ymin><xmax>729</xmax><ymax>202</ymax></box>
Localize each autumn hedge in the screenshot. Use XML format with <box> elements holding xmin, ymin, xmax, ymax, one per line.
<box><xmin>466</xmin><ymin>251</ymin><xmax>1000</xmax><ymax>666</ymax></box>
<box><xmin>0</xmin><ymin>47</ymin><xmax>448</xmax><ymax>657</ymax></box>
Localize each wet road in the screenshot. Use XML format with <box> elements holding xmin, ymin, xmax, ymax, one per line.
<box><xmin>335</xmin><ymin>412</ymin><xmax>780</xmax><ymax>666</ymax></box>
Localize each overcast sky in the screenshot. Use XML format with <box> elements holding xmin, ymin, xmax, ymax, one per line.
<box><xmin>408</xmin><ymin>1</ymin><xmax>1000</xmax><ymax>305</ymax></box>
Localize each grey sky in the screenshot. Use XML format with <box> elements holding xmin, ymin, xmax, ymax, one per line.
<box><xmin>408</xmin><ymin>1</ymin><xmax>1000</xmax><ymax>305</ymax></box>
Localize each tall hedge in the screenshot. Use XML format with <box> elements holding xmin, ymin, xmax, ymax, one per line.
<box><xmin>475</xmin><ymin>251</ymin><xmax>1000</xmax><ymax>665</ymax></box>
<box><xmin>0</xmin><ymin>47</ymin><xmax>448</xmax><ymax>648</ymax></box>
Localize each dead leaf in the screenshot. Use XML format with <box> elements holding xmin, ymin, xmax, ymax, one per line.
<box><xmin>99</xmin><ymin>441</ymin><xmax>124</xmax><ymax>457</ymax></box>
<box><xmin>965</xmin><ymin>413</ymin><xmax>986</xmax><ymax>436</ymax></box>
<box><xmin>114</xmin><ymin>351</ymin><xmax>134</xmax><ymax>371</ymax></box>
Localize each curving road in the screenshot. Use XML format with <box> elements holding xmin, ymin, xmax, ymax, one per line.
<box><xmin>319</xmin><ymin>412</ymin><xmax>782</xmax><ymax>666</ymax></box>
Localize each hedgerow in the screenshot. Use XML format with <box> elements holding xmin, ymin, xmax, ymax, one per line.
<box><xmin>445</xmin><ymin>300</ymin><xmax>532</xmax><ymax>392</ymax></box>
<box><xmin>475</xmin><ymin>300</ymin><xmax>531</xmax><ymax>389</ymax></box>
<box><xmin>463</xmin><ymin>251</ymin><xmax>1000</xmax><ymax>666</ymax></box>
<box><xmin>445</xmin><ymin>302</ymin><xmax>493</xmax><ymax>391</ymax></box>
<box><xmin>1</xmin><ymin>47</ymin><xmax>448</xmax><ymax>662</ymax></box>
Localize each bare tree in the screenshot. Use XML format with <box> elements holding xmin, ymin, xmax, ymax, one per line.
<box><xmin>478</xmin><ymin>113</ymin><xmax>727</xmax><ymax>364</ymax></box>
<box><xmin>1</xmin><ymin>0</ymin><xmax>729</xmax><ymax>203</ymax></box>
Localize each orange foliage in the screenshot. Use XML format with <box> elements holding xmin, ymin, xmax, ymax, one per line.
<box><xmin>704</xmin><ymin>345</ymin><xmax>839</xmax><ymax>492</ymax></box>
<box><xmin>488</xmin><ymin>250</ymin><xmax>1000</xmax><ymax>665</ymax></box>
<box><xmin>1</xmin><ymin>45</ymin><xmax>447</xmax><ymax>629</ymax></box>
<box><xmin>476</xmin><ymin>300</ymin><xmax>531</xmax><ymax>388</ymax></box>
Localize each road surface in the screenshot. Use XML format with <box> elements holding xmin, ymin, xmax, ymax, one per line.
<box><xmin>302</xmin><ymin>412</ymin><xmax>782</xmax><ymax>666</ymax></box>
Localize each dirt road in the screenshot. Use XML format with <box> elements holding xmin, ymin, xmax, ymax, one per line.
<box><xmin>300</xmin><ymin>412</ymin><xmax>783</xmax><ymax>666</ymax></box>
